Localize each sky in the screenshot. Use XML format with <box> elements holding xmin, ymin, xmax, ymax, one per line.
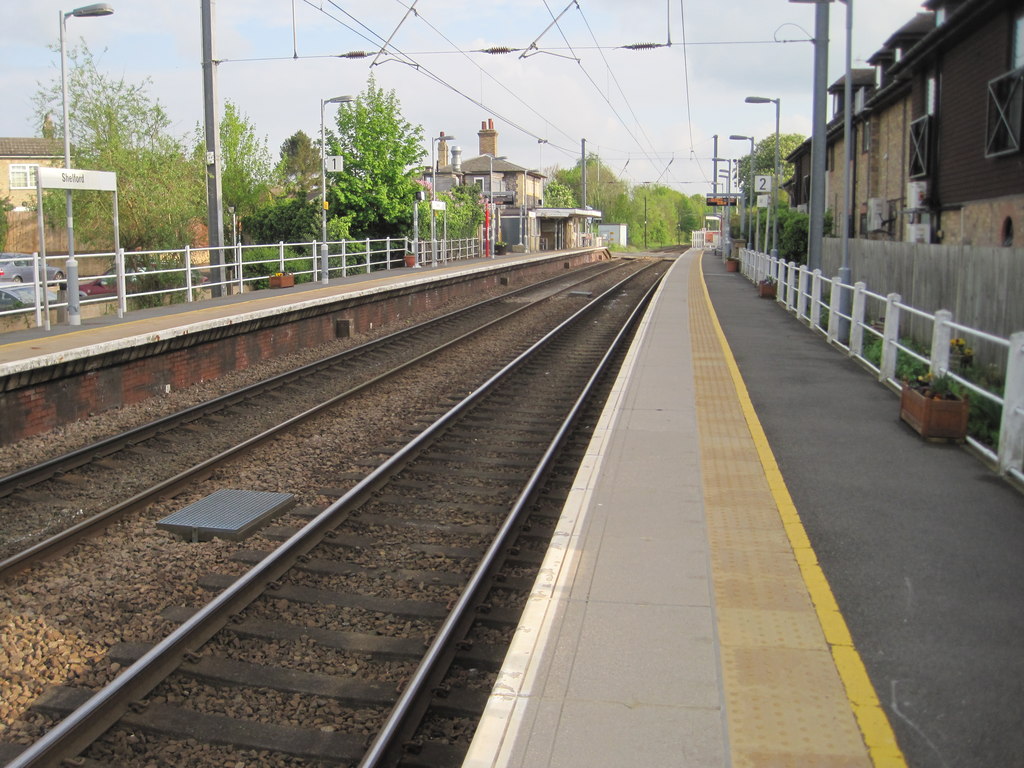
<box><xmin>1</xmin><ymin>0</ymin><xmax>931</xmax><ymax>195</ymax></box>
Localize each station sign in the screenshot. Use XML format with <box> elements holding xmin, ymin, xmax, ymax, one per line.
<box><xmin>38</xmin><ymin>166</ymin><xmax>116</xmax><ymax>191</ymax></box>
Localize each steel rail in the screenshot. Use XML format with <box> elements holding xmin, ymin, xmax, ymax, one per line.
<box><xmin>5</xmin><ymin>263</ymin><xmax>661</xmax><ymax>768</ymax></box>
<box><xmin>359</xmin><ymin>267</ymin><xmax>663</xmax><ymax>767</ymax></box>
<box><xmin>0</xmin><ymin>263</ymin><xmax>627</xmax><ymax>578</ymax></box>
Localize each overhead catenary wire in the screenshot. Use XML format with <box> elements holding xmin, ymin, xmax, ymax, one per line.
<box><xmin>302</xmin><ymin>0</ymin><xmax>581</xmax><ymax>162</ymax></box>
<box><xmin>392</xmin><ymin>0</ymin><xmax>581</xmax><ymax>148</ymax></box>
<box><xmin>292</xmin><ymin>0</ymin><xmax>722</xmax><ymax>189</ymax></box>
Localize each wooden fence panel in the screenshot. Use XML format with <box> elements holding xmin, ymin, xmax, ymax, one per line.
<box><xmin>4</xmin><ymin>210</ymin><xmax>67</xmax><ymax>254</ymax></box>
<box><xmin>822</xmin><ymin>238</ymin><xmax>1024</xmax><ymax>338</ymax></box>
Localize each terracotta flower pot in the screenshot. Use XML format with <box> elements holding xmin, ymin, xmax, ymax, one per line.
<box><xmin>899</xmin><ymin>384</ymin><xmax>969</xmax><ymax>441</ymax></box>
<box><xmin>725</xmin><ymin>259</ymin><xmax>739</xmax><ymax>272</ymax></box>
<box><xmin>269</xmin><ymin>273</ymin><xmax>295</xmax><ymax>288</ymax></box>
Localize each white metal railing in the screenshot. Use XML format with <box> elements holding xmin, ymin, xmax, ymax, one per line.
<box><xmin>1</xmin><ymin>236</ymin><xmax>482</xmax><ymax>328</ymax></box>
<box><xmin>736</xmin><ymin>247</ymin><xmax>1024</xmax><ymax>482</ymax></box>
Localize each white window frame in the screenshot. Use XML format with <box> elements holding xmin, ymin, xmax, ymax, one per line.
<box><xmin>9</xmin><ymin>164</ymin><xmax>39</xmax><ymax>190</ymax></box>
<box><xmin>1014</xmin><ymin>12</ymin><xmax>1024</xmax><ymax>70</ymax></box>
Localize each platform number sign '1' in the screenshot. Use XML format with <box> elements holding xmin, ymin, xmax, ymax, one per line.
<box><xmin>755</xmin><ymin>175</ymin><xmax>773</xmax><ymax>193</ymax></box>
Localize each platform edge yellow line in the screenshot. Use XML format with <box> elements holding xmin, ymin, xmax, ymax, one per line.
<box><xmin>697</xmin><ymin>253</ymin><xmax>907</xmax><ymax>767</ymax></box>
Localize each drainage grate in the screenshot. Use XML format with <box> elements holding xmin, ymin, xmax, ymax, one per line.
<box><xmin>156</xmin><ymin>489</ymin><xmax>295</xmax><ymax>542</ymax></box>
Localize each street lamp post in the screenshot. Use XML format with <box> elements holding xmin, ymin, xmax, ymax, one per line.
<box><xmin>744</xmin><ymin>96</ymin><xmax>781</xmax><ymax>257</ymax></box>
<box><xmin>729</xmin><ymin>135</ymin><xmax>756</xmax><ymax>246</ymax></box>
<box><xmin>429</xmin><ymin>133</ymin><xmax>455</xmax><ymax>265</ymax></box>
<box><xmin>719</xmin><ymin>164</ymin><xmax>732</xmax><ymax>257</ymax></box>
<box><xmin>60</xmin><ymin>3</ymin><xmax>114</xmax><ymax>326</ymax></box>
<box><xmin>790</xmin><ymin>0</ymin><xmax>830</xmax><ymax>272</ymax></box>
<box><xmin>482</xmin><ymin>153</ymin><xmax>506</xmax><ymax>257</ymax></box>
<box><xmin>320</xmin><ymin>95</ymin><xmax>352</xmax><ymax>285</ymax></box>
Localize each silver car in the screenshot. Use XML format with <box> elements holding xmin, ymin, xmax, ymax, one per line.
<box><xmin>0</xmin><ymin>253</ymin><xmax>66</xmax><ymax>284</ymax></box>
<box><xmin>0</xmin><ymin>282</ymin><xmax>58</xmax><ymax>310</ymax></box>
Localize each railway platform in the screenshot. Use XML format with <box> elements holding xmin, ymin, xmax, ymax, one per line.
<box><xmin>464</xmin><ymin>250</ymin><xmax>1024</xmax><ymax>768</ymax></box>
<box><xmin>1</xmin><ymin>247</ymin><xmax>1021</xmax><ymax>766</ymax></box>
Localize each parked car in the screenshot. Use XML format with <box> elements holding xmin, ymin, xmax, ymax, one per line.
<box><xmin>78</xmin><ymin>270</ymin><xmax>120</xmax><ymax>298</ymax></box>
<box><xmin>0</xmin><ymin>253</ymin><xmax>66</xmax><ymax>284</ymax></box>
<box><xmin>79</xmin><ymin>267</ymin><xmax>209</xmax><ymax>299</ymax></box>
<box><xmin>0</xmin><ymin>282</ymin><xmax>58</xmax><ymax>310</ymax></box>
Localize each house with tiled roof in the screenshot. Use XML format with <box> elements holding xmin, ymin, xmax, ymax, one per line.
<box><xmin>427</xmin><ymin>120</ymin><xmax>601</xmax><ymax>251</ymax></box>
<box><xmin>0</xmin><ymin>137</ymin><xmax>62</xmax><ymax>210</ymax></box>
<box><xmin>785</xmin><ymin>0</ymin><xmax>1024</xmax><ymax>246</ymax></box>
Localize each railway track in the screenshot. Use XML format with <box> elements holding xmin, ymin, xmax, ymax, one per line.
<box><xmin>0</xmin><ymin>260</ymin><xmax>633</xmax><ymax>576</ymax></box>
<box><xmin>1</xmin><ymin>259</ymin><xmax>668</xmax><ymax>767</ymax></box>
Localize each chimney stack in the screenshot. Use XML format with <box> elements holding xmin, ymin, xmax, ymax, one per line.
<box><xmin>437</xmin><ymin>131</ymin><xmax>451</xmax><ymax>170</ymax></box>
<box><xmin>478</xmin><ymin>118</ymin><xmax>497</xmax><ymax>157</ymax></box>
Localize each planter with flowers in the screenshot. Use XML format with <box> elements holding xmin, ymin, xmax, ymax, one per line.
<box><xmin>725</xmin><ymin>257</ymin><xmax>739</xmax><ymax>272</ymax></box>
<box><xmin>758</xmin><ymin>277</ymin><xmax>776</xmax><ymax>299</ymax></box>
<box><xmin>269</xmin><ymin>272</ymin><xmax>295</xmax><ymax>288</ymax></box>
<box><xmin>949</xmin><ymin>337</ymin><xmax>974</xmax><ymax>371</ymax></box>
<box><xmin>899</xmin><ymin>373</ymin><xmax>969</xmax><ymax>441</ymax></box>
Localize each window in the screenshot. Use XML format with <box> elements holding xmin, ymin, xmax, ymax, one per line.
<box><xmin>909</xmin><ymin>115</ymin><xmax>931</xmax><ymax>177</ymax></box>
<box><xmin>9</xmin><ymin>164</ymin><xmax>38</xmax><ymax>190</ymax></box>
<box><xmin>926</xmin><ymin>75</ymin><xmax>938</xmax><ymax>116</ymax></box>
<box><xmin>862</xmin><ymin>120</ymin><xmax>872</xmax><ymax>153</ymax></box>
<box><xmin>985</xmin><ymin>68</ymin><xmax>1024</xmax><ymax>157</ymax></box>
<box><xmin>1014</xmin><ymin>12</ymin><xmax>1024</xmax><ymax>70</ymax></box>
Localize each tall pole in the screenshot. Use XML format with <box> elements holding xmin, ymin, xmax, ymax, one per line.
<box><xmin>712</xmin><ymin>134</ymin><xmax>719</xmax><ymax>251</ymax></box>
<box><xmin>581</xmin><ymin>138</ymin><xmax>587</xmax><ymax>209</ymax></box>
<box><xmin>838</xmin><ymin>0</ymin><xmax>854</xmax><ymax>341</ymax></box>
<box><xmin>59</xmin><ymin>9</ymin><xmax>81</xmax><ymax>325</ymax></box>
<box><xmin>644</xmin><ymin>191</ymin><xmax>648</xmax><ymax>250</ymax></box>
<box><xmin>320</xmin><ymin>99</ymin><xmax>328</xmax><ymax>283</ymax></box>
<box><xmin>773</xmin><ymin>99</ymin><xmax>781</xmax><ymax>256</ymax></box>
<box><xmin>201</xmin><ymin>0</ymin><xmax>225</xmax><ymax>296</ymax></box>
<box><xmin>808</xmin><ymin>0</ymin><xmax>830</xmax><ymax>271</ymax></box>
<box><xmin>60</xmin><ymin>4</ymin><xmax>114</xmax><ymax>323</ymax></box>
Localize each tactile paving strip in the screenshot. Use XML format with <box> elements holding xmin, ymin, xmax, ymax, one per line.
<box><xmin>157</xmin><ymin>488</ymin><xmax>295</xmax><ymax>542</ymax></box>
<box><xmin>688</xmin><ymin>254</ymin><xmax>904</xmax><ymax>768</ymax></box>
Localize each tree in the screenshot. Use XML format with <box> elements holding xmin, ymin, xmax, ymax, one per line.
<box><xmin>735</xmin><ymin>133</ymin><xmax>806</xmax><ymax>208</ymax></box>
<box><xmin>33</xmin><ymin>43</ymin><xmax>203</xmax><ymax>252</ymax></box>
<box><xmin>214</xmin><ymin>101</ymin><xmax>274</xmax><ymax>232</ymax></box>
<box><xmin>543</xmin><ymin>180</ymin><xmax>576</xmax><ymax>208</ymax></box>
<box><xmin>276</xmin><ymin>130</ymin><xmax>320</xmax><ymax>199</ymax></box>
<box><xmin>327</xmin><ymin>75</ymin><xmax>425</xmax><ymax>239</ymax></box>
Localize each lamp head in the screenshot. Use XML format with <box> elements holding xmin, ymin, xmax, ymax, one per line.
<box><xmin>436</xmin><ymin>133</ymin><xmax>455</xmax><ymax>142</ymax></box>
<box><xmin>326</xmin><ymin>95</ymin><xmax>353</xmax><ymax>105</ymax></box>
<box><xmin>729</xmin><ymin>134</ymin><xmax>751</xmax><ymax>141</ymax></box>
<box><xmin>745</xmin><ymin>96</ymin><xmax>771</xmax><ymax>104</ymax></box>
<box><xmin>69</xmin><ymin>3</ymin><xmax>114</xmax><ymax>17</ymax></box>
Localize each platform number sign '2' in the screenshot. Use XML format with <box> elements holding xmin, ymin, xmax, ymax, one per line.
<box><xmin>755</xmin><ymin>175</ymin><xmax>773</xmax><ymax>193</ymax></box>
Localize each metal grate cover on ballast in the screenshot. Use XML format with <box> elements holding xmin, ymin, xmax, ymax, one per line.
<box><xmin>156</xmin><ymin>489</ymin><xmax>295</xmax><ymax>542</ymax></box>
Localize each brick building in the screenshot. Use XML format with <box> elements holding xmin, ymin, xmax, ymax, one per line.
<box><xmin>786</xmin><ymin>0</ymin><xmax>1024</xmax><ymax>247</ymax></box>
<box><xmin>0</xmin><ymin>137</ymin><xmax>62</xmax><ymax>210</ymax></box>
